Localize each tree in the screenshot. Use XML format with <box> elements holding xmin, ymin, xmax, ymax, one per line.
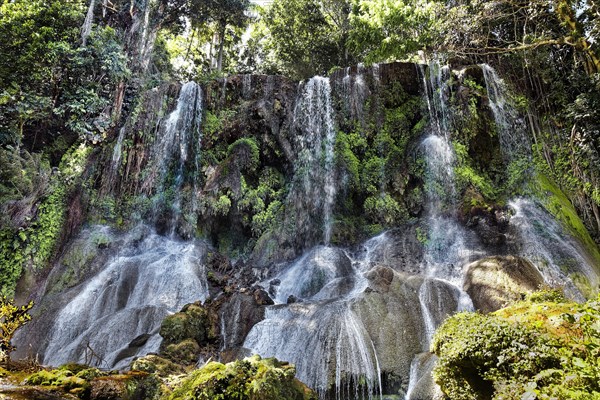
<box><xmin>261</xmin><ymin>0</ymin><xmax>350</xmax><ymax>79</ymax></box>
<box><xmin>0</xmin><ymin>297</ymin><xmax>33</xmax><ymax>366</ymax></box>
<box><xmin>188</xmin><ymin>0</ymin><xmax>250</xmax><ymax>72</ymax></box>
<box><xmin>348</xmin><ymin>0</ymin><xmax>440</xmax><ymax>63</ymax></box>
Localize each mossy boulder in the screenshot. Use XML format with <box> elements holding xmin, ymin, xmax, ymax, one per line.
<box><xmin>432</xmin><ymin>291</ymin><xmax>600</xmax><ymax>399</ymax></box>
<box><xmin>131</xmin><ymin>354</ymin><xmax>187</xmax><ymax>376</ymax></box>
<box><xmin>26</xmin><ymin>368</ymin><xmax>89</xmax><ymax>392</ymax></box>
<box><xmin>159</xmin><ymin>303</ymin><xmax>216</xmax><ymax>347</ymax></box>
<box><xmin>168</xmin><ymin>355</ymin><xmax>317</xmax><ymax>400</ymax></box>
<box><xmin>464</xmin><ymin>255</ymin><xmax>545</xmax><ymax>312</ymax></box>
<box><xmin>163</xmin><ymin>339</ymin><xmax>201</xmax><ymax>366</ymax></box>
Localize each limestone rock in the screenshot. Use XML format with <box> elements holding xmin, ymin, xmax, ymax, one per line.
<box><xmin>464</xmin><ymin>256</ymin><xmax>544</xmax><ymax>312</ymax></box>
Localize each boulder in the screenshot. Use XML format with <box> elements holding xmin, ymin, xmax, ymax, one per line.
<box><xmin>464</xmin><ymin>256</ymin><xmax>544</xmax><ymax>312</ymax></box>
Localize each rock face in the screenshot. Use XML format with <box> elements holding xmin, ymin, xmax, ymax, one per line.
<box><xmin>464</xmin><ymin>256</ymin><xmax>545</xmax><ymax>312</ymax></box>
<box><xmin>12</xmin><ymin>61</ymin><xmax>600</xmax><ymax>400</ymax></box>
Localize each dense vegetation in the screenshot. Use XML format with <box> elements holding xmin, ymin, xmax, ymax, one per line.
<box><xmin>432</xmin><ymin>290</ymin><xmax>600</xmax><ymax>399</ymax></box>
<box><xmin>1</xmin><ymin>1</ymin><xmax>600</xmax><ymax>398</ymax></box>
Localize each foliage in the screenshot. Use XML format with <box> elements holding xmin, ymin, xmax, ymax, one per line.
<box><xmin>168</xmin><ymin>355</ymin><xmax>316</xmax><ymax>400</ymax></box>
<box><xmin>432</xmin><ymin>292</ymin><xmax>600</xmax><ymax>400</ymax></box>
<box><xmin>0</xmin><ymin>0</ymin><xmax>129</xmax><ymax>149</ymax></box>
<box><xmin>0</xmin><ymin>297</ymin><xmax>33</xmax><ymax>364</ymax></box>
<box><xmin>260</xmin><ymin>0</ymin><xmax>352</xmax><ymax>79</ymax></box>
<box><xmin>348</xmin><ymin>0</ymin><xmax>440</xmax><ymax>64</ymax></box>
<box><xmin>0</xmin><ymin>143</ymin><xmax>89</xmax><ymax>297</ymax></box>
<box><xmin>453</xmin><ymin>142</ymin><xmax>496</xmax><ymax>200</ymax></box>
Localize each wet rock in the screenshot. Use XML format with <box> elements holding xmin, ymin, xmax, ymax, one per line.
<box><xmin>353</xmin><ymin>272</ymin><xmax>425</xmax><ymax>394</ymax></box>
<box><xmin>219</xmin><ymin>292</ymin><xmax>267</xmax><ymax>356</ymax></box>
<box><xmin>128</xmin><ymin>334</ymin><xmax>151</xmax><ymax>348</ymax></box>
<box><xmin>287</xmin><ymin>295</ymin><xmax>299</xmax><ymax>304</ymax></box>
<box><xmin>364</xmin><ymin>265</ymin><xmax>395</xmax><ymax>292</ymax></box>
<box><xmin>464</xmin><ymin>256</ymin><xmax>545</xmax><ymax>312</ymax></box>
<box><xmin>253</xmin><ymin>288</ymin><xmax>274</xmax><ymax>306</ymax></box>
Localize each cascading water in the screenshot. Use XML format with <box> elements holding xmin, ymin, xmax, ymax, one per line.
<box><xmin>289</xmin><ymin>77</ymin><xmax>337</xmax><ymax>245</ymax></box>
<box><xmin>396</xmin><ymin>64</ymin><xmax>481</xmax><ymax>398</ymax></box>
<box><xmin>481</xmin><ymin>64</ymin><xmax>531</xmax><ymax>160</ymax></box>
<box><xmin>416</xmin><ymin>63</ymin><xmax>476</xmax><ymax>346</ymax></box>
<box><xmin>146</xmin><ymin>82</ymin><xmax>202</xmax><ymax>235</ymax></box>
<box><xmin>481</xmin><ymin>66</ymin><xmax>595</xmax><ymax>299</ymax></box>
<box><xmin>509</xmin><ymin>198</ymin><xmax>598</xmax><ymax>301</ymax></box>
<box><xmin>244</xmin><ymin>242</ymin><xmax>384</xmax><ymax>400</ymax></box>
<box><xmin>42</xmin><ymin>226</ymin><xmax>210</xmax><ymax>369</ymax></box>
<box><xmin>41</xmin><ymin>82</ymin><xmax>207</xmax><ymax>369</ymax></box>
<box><xmin>341</xmin><ymin>64</ymin><xmax>368</xmax><ymax>122</ymax></box>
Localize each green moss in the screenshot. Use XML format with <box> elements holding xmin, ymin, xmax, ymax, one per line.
<box><xmin>226</xmin><ymin>138</ymin><xmax>260</xmax><ymax>172</ymax></box>
<box><xmin>168</xmin><ymin>355</ymin><xmax>316</xmax><ymax>400</ymax></box>
<box><xmin>334</xmin><ymin>132</ymin><xmax>360</xmax><ymax>190</ymax></box>
<box><xmin>159</xmin><ymin>303</ymin><xmax>214</xmax><ymax>348</ymax></box>
<box><xmin>533</xmin><ymin>173</ymin><xmax>600</xmax><ymax>276</ymax></box>
<box><xmin>364</xmin><ymin>193</ymin><xmax>407</xmax><ymax>226</ymax></box>
<box><xmin>432</xmin><ymin>292</ymin><xmax>600</xmax><ymax>400</ymax></box>
<box><xmin>26</xmin><ymin>368</ymin><xmax>88</xmax><ymax>391</ymax></box>
<box><xmin>453</xmin><ymin>141</ymin><xmax>496</xmax><ymax>200</ymax></box>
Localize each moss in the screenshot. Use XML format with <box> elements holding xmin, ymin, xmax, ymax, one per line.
<box><xmin>433</xmin><ymin>292</ymin><xmax>600</xmax><ymax>400</ymax></box>
<box><xmin>26</xmin><ymin>368</ymin><xmax>89</xmax><ymax>391</ymax></box>
<box><xmin>334</xmin><ymin>132</ymin><xmax>360</xmax><ymax>190</ymax></box>
<box><xmin>131</xmin><ymin>355</ymin><xmax>186</xmax><ymax>376</ymax></box>
<box><xmin>163</xmin><ymin>339</ymin><xmax>201</xmax><ymax>365</ymax></box>
<box><xmin>533</xmin><ymin>173</ymin><xmax>600</xmax><ymax>275</ymax></box>
<box><xmin>226</xmin><ymin>138</ymin><xmax>260</xmax><ymax>172</ymax></box>
<box><xmin>168</xmin><ymin>355</ymin><xmax>317</xmax><ymax>400</ymax></box>
<box><xmin>159</xmin><ymin>303</ymin><xmax>214</xmax><ymax>348</ymax></box>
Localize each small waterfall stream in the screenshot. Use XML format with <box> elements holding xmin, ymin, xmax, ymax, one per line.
<box><xmin>244</xmin><ymin>239</ymin><xmax>386</xmax><ymax>400</ymax></box>
<box><xmin>290</xmin><ymin>77</ymin><xmax>337</xmax><ymax>244</ymax></box>
<box><xmin>481</xmin><ymin>64</ymin><xmax>531</xmax><ymax>160</ymax></box>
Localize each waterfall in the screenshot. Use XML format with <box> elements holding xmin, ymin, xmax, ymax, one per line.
<box><xmin>509</xmin><ymin>198</ymin><xmax>598</xmax><ymax>301</ymax></box>
<box><xmin>41</xmin><ymin>82</ymin><xmax>206</xmax><ymax>370</ymax></box>
<box><xmin>244</xmin><ymin>239</ymin><xmax>386</xmax><ymax>399</ymax></box>
<box><xmin>242</xmin><ymin>74</ymin><xmax>252</xmax><ymax>99</ymax></box>
<box><xmin>146</xmin><ymin>82</ymin><xmax>202</xmax><ymax>235</ymax></box>
<box><xmin>407</xmin><ymin>62</ymin><xmax>477</xmax><ymax>395</ymax></box>
<box><xmin>290</xmin><ymin>77</ymin><xmax>337</xmax><ymax>245</ymax></box>
<box><xmin>42</xmin><ymin>226</ymin><xmax>210</xmax><ymax>369</ymax></box>
<box><xmin>481</xmin><ymin>64</ymin><xmax>531</xmax><ymax>160</ymax></box>
<box><xmin>341</xmin><ymin>64</ymin><xmax>368</xmax><ymax>122</ymax></box>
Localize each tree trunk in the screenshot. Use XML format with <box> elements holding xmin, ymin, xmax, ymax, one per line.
<box><xmin>217</xmin><ymin>21</ymin><xmax>226</xmax><ymax>72</ymax></box>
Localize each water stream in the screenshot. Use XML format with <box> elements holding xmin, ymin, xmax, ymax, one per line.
<box><xmin>290</xmin><ymin>77</ymin><xmax>337</xmax><ymax>245</ymax></box>
<box><xmin>43</xmin><ymin>226</ymin><xmax>209</xmax><ymax>369</ymax></box>
<box><xmin>43</xmin><ymin>82</ymin><xmax>206</xmax><ymax>369</ymax></box>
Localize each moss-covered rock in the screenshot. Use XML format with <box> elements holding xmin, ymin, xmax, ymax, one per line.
<box><xmin>168</xmin><ymin>355</ymin><xmax>316</xmax><ymax>400</ymax></box>
<box><xmin>131</xmin><ymin>355</ymin><xmax>187</xmax><ymax>376</ymax></box>
<box><xmin>26</xmin><ymin>368</ymin><xmax>89</xmax><ymax>392</ymax></box>
<box><xmin>159</xmin><ymin>303</ymin><xmax>216</xmax><ymax>348</ymax></box>
<box><xmin>162</xmin><ymin>339</ymin><xmax>201</xmax><ymax>366</ymax></box>
<box><xmin>432</xmin><ymin>291</ymin><xmax>600</xmax><ymax>399</ymax></box>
